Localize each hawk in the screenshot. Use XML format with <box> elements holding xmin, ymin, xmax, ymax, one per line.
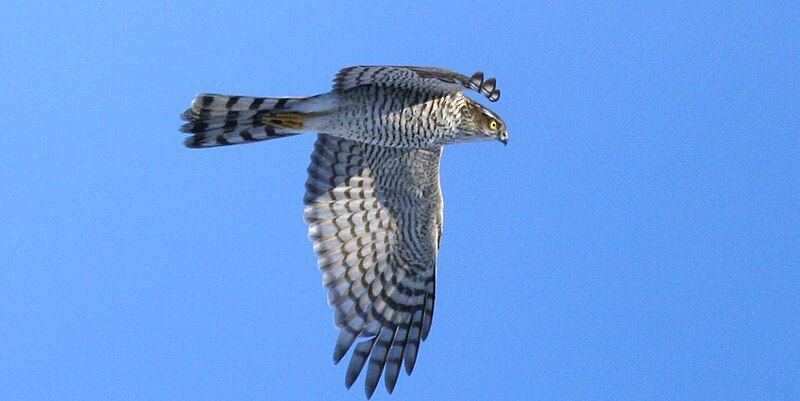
<box><xmin>179</xmin><ymin>66</ymin><xmax>508</xmax><ymax>397</ymax></box>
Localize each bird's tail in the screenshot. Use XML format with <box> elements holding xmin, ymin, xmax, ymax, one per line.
<box><xmin>180</xmin><ymin>94</ymin><xmax>319</xmax><ymax>148</ymax></box>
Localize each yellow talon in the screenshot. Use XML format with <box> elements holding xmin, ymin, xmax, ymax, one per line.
<box><xmin>260</xmin><ymin>113</ymin><xmax>307</xmax><ymax>130</ymax></box>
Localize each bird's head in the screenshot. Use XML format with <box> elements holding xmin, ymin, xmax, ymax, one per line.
<box><xmin>458</xmin><ymin>101</ymin><xmax>509</xmax><ymax>145</ymax></box>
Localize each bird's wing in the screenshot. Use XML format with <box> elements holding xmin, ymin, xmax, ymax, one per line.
<box><xmin>333</xmin><ymin>65</ymin><xmax>500</xmax><ymax>102</ymax></box>
<box><xmin>304</xmin><ymin>134</ymin><xmax>443</xmax><ymax>398</ymax></box>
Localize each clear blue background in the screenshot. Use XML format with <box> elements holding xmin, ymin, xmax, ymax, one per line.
<box><xmin>1</xmin><ymin>2</ymin><xmax>798</xmax><ymax>400</ymax></box>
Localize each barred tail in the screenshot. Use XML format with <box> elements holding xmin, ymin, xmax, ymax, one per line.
<box><xmin>180</xmin><ymin>94</ymin><xmax>308</xmax><ymax>148</ymax></box>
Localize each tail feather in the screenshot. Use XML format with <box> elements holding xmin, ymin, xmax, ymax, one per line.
<box><xmin>180</xmin><ymin>93</ymin><xmax>305</xmax><ymax>148</ymax></box>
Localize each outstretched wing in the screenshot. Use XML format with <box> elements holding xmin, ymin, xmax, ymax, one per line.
<box><xmin>333</xmin><ymin>65</ymin><xmax>501</xmax><ymax>102</ymax></box>
<box><xmin>304</xmin><ymin>134</ymin><xmax>442</xmax><ymax>398</ymax></box>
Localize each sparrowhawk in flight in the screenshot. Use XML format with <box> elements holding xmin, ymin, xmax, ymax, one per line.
<box><xmin>179</xmin><ymin>66</ymin><xmax>508</xmax><ymax>398</ymax></box>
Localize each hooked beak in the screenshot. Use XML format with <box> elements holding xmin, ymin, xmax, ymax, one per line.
<box><xmin>498</xmin><ymin>131</ymin><xmax>509</xmax><ymax>146</ymax></box>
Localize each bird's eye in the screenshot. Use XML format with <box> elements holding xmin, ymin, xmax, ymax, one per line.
<box><xmin>488</xmin><ymin>119</ymin><xmax>499</xmax><ymax>131</ymax></box>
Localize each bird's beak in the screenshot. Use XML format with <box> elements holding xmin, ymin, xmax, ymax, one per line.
<box><xmin>498</xmin><ymin>131</ymin><xmax>509</xmax><ymax>146</ymax></box>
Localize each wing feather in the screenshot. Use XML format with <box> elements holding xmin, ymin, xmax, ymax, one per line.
<box><xmin>333</xmin><ymin>65</ymin><xmax>501</xmax><ymax>102</ymax></box>
<box><xmin>304</xmin><ymin>134</ymin><xmax>442</xmax><ymax>397</ymax></box>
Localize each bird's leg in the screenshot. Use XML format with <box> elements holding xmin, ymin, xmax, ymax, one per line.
<box><xmin>260</xmin><ymin>113</ymin><xmax>308</xmax><ymax>130</ymax></box>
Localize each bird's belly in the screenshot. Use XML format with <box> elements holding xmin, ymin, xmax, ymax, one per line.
<box><xmin>307</xmin><ymin>88</ymin><xmax>454</xmax><ymax>148</ymax></box>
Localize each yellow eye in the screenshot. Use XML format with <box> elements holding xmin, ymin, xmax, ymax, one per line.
<box><xmin>488</xmin><ymin>119</ymin><xmax>499</xmax><ymax>131</ymax></box>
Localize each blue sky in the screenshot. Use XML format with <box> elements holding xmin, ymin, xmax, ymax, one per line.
<box><xmin>1</xmin><ymin>2</ymin><xmax>798</xmax><ymax>400</ymax></box>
